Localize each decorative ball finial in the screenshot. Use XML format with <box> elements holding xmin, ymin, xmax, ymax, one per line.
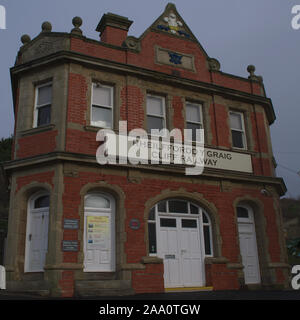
<box><xmin>41</xmin><ymin>21</ymin><xmax>52</xmax><ymax>32</ymax></box>
<box><xmin>21</xmin><ymin>34</ymin><xmax>31</xmax><ymax>45</ymax></box>
<box><xmin>72</xmin><ymin>16</ymin><xmax>82</xmax><ymax>28</ymax></box>
<box><xmin>247</xmin><ymin>65</ymin><xmax>255</xmax><ymax>76</ymax></box>
<box><xmin>247</xmin><ymin>65</ymin><xmax>263</xmax><ymax>82</ymax></box>
<box><xmin>71</xmin><ymin>16</ymin><xmax>83</xmax><ymax>35</ymax></box>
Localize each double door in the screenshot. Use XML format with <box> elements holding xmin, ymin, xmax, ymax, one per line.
<box><xmin>157</xmin><ymin>216</ymin><xmax>204</xmax><ymax>288</ymax></box>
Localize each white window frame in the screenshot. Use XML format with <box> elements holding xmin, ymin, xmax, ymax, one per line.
<box><xmin>91</xmin><ymin>83</ymin><xmax>114</xmax><ymax>129</ymax></box>
<box><xmin>229</xmin><ymin>111</ymin><xmax>247</xmax><ymax>150</ymax></box>
<box><xmin>185</xmin><ymin>101</ymin><xmax>203</xmax><ymax>141</ymax></box>
<box><xmin>33</xmin><ymin>82</ymin><xmax>52</xmax><ymax>128</ymax></box>
<box><xmin>146</xmin><ymin>94</ymin><xmax>166</xmax><ymax>134</ymax></box>
<box><xmin>148</xmin><ymin>199</ymin><xmax>213</xmax><ymax>258</ymax></box>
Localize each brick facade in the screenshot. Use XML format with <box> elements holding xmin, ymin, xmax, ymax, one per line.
<box><xmin>5</xmin><ymin>3</ymin><xmax>289</xmax><ymax>297</ymax></box>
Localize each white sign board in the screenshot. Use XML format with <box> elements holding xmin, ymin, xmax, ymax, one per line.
<box><xmin>202</xmin><ymin>148</ymin><xmax>252</xmax><ymax>173</ymax></box>
<box><xmin>98</xmin><ymin>133</ymin><xmax>253</xmax><ymax>174</ymax></box>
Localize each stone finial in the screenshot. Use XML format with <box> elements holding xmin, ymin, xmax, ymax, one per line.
<box><xmin>208</xmin><ymin>58</ymin><xmax>221</xmax><ymax>71</ymax></box>
<box><xmin>71</xmin><ymin>16</ymin><xmax>83</xmax><ymax>35</ymax></box>
<box><xmin>21</xmin><ymin>34</ymin><xmax>31</xmax><ymax>45</ymax></box>
<box><xmin>247</xmin><ymin>65</ymin><xmax>256</xmax><ymax>77</ymax></box>
<box><xmin>247</xmin><ymin>65</ymin><xmax>263</xmax><ymax>82</ymax></box>
<box><xmin>41</xmin><ymin>21</ymin><xmax>52</xmax><ymax>32</ymax></box>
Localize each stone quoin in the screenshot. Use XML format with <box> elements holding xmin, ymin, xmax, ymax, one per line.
<box><xmin>4</xmin><ymin>3</ymin><xmax>289</xmax><ymax>297</ymax></box>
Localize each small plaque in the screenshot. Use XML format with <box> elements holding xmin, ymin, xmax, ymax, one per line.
<box><xmin>165</xmin><ymin>254</ymin><xmax>176</xmax><ymax>259</ymax></box>
<box><xmin>62</xmin><ymin>240</ymin><xmax>79</xmax><ymax>252</ymax></box>
<box><xmin>64</xmin><ymin>219</ymin><xmax>79</xmax><ymax>230</ymax></box>
<box><xmin>129</xmin><ymin>218</ymin><xmax>140</xmax><ymax>230</ymax></box>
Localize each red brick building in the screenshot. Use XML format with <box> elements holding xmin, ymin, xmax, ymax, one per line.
<box><xmin>4</xmin><ymin>3</ymin><xmax>289</xmax><ymax>297</ymax></box>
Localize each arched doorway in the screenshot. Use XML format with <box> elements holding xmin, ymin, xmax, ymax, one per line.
<box><xmin>148</xmin><ymin>199</ymin><xmax>213</xmax><ymax>288</ymax></box>
<box><xmin>237</xmin><ymin>204</ymin><xmax>261</xmax><ymax>284</ymax></box>
<box><xmin>24</xmin><ymin>191</ymin><xmax>50</xmax><ymax>273</ymax></box>
<box><xmin>83</xmin><ymin>193</ymin><xmax>115</xmax><ymax>272</ymax></box>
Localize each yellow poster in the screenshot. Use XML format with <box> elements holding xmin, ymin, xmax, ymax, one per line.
<box><xmin>86</xmin><ymin>216</ymin><xmax>109</xmax><ymax>249</ymax></box>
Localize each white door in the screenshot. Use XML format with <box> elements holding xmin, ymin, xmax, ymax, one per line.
<box><xmin>180</xmin><ymin>218</ymin><xmax>204</xmax><ymax>287</ymax></box>
<box><xmin>237</xmin><ymin>206</ymin><xmax>261</xmax><ymax>284</ymax></box>
<box><xmin>0</xmin><ymin>265</ymin><xmax>6</xmax><ymax>289</ymax></box>
<box><xmin>159</xmin><ymin>217</ymin><xmax>181</xmax><ymax>287</ymax></box>
<box><xmin>84</xmin><ymin>193</ymin><xmax>115</xmax><ymax>272</ymax></box>
<box><xmin>25</xmin><ymin>206</ymin><xmax>49</xmax><ymax>273</ymax></box>
<box><xmin>158</xmin><ymin>216</ymin><xmax>204</xmax><ymax>288</ymax></box>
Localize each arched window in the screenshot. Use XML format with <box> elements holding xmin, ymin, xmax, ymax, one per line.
<box><xmin>148</xmin><ymin>199</ymin><xmax>213</xmax><ymax>257</ymax></box>
<box><xmin>85</xmin><ymin>193</ymin><xmax>111</xmax><ymax>209</ymax></box>
<box><xmin>33</xmin><ymin>195</ymin><xmax>50</xmax><ymax>209</ymax></box>
<box><xmin>25</xmin><ymin>191</ymin><xmax>50</xmax><ymax>273</ymax></box>
<box><xmin>84</xmin><ymin>192</ymin><xmax>115</xmax><ymax>272</ymax></box>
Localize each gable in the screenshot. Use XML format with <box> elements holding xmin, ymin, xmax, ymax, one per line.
<box><xmin>124</xmin><ymin>3</ymin><xmax>215</xmax><ymax>82</ymax></box>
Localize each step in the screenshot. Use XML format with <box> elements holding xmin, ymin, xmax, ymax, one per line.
<box><xmin>6</xmin><ymin>280</ymin><xmax>50</xmax><ymax>296</ymax></box>
<box><xmin>75</xmin><ymin>280</ymin><xmax>134</xmax><ymax>297</ymax></box>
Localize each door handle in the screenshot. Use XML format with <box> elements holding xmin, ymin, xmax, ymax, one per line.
<box><xmin>29</xmin><ymin>234</ymin><xmax>32</xmax><ymax>241</ymax></box>
<box><xmin>181</xmin><ymin>249</ymin><xmax>187</xmax><ymax>254</ymax></box>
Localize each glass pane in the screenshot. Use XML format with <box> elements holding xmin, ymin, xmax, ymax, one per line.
<box><xmin>160</xmin><ymin>218</ymin><xmax>176</xmax><ymax>228</ymax></box>
<box><xmin>237</xmin><ymin>206</ymin><xmax>249</xmax><ymax>218</ymax></box>
<box><xmin>168</xmin><ymin>200</ymin><xmax>188</xmax><ymax>213</ymax></box>
<box><xmin>85</xmin><ymin>194</ymin><xmax>110</xmax><ymax>208</ymax></box>
<box><xmin>147</xmin><ymin>96</ymin><xmax>164</xmax><ymax>116</ymax></box>
<box><xmin>186</xmin><ymin>122</ymin><xmax>202</xmax><ymax>141</ymax></box>
<box><xmin>147</xmin><ymin>116</ymin><xmax>164</xmax><ymax>133</ymax></box>
<box><xmin>190</xmin><ymin>204</ymin><xmax>199</xmax><ymax>215</ymax></box>
<box><xmin>203</xmin><ymin>225</ymin><xmax>211</xmax><ymax>255</ymax></box>
<box><xmin>92</xmin><ymin>105</ymin><xmax>112</xmax><ymax>128</ymax></box>
<box><xmin>148</xmin><ymin>223</ymin><xmax>157</xmax><ymax>254</ymax></box>
<box><xmin>34</xmin><ymin>195</ymin><xmax>50</xmax><ymax>208</ymax></box>
<box><xmin>186</xmin><ymin>103</ymin><xmax>200</xmax><ymax>122</ymax></box>
<box><xmin>181</xmin><ymin>219</ymin><xmax>197</xmax><ymax>228</ymax></box>
<box><xmin>37</xmin><ymin>105</ymin><xmax>51</xmax><ymax>126</ymax></box>
<box><xmin>230</xmin><ymin>112</ymin><xmax>243</xmax><ymax>130</ymax></box>
<box><xmin>149</xmin><ymin>207</ymin><xmax>155</xmax><ymax>220</ymax></box>
<box><xmin>232</xmin><ymin>130</ymin><xmax>244</xmax><ymax>148</ymax></box>
<box><xmin>93</xmin><ymin>85</ymin><xmax>112</xmax><ymax>107</ymax></box>
<box><xmin>202</xmin><ymin>212</ymin><xmax>209</xmax><ymax>223</ymax></box>
<box><xmin>37</xmin><ymin>85</ymin><xmax>52</xmax><ymax>106</ymax></box>
<box><xmin>157</xmin><ymin>201</ymin><xmax>167</xmax><ymax>212</ymax></box>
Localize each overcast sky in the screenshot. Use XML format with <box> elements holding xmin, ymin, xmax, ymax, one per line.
<box><xmin>0</xmin><ymin>0</ymin><xmax>299</xmax><ymax>198</ymax></box>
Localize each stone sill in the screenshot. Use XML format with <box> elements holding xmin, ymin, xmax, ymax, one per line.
<box><xmin>20</xmin><ymin>124</ymin><xmax>55</xmax><ymax>136</ymax></box>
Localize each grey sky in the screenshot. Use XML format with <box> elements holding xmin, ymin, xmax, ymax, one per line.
<box><xmin>0</xmin><ymin>0</ymin><xmax>299</xmax><ymax>198</ymax></box>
